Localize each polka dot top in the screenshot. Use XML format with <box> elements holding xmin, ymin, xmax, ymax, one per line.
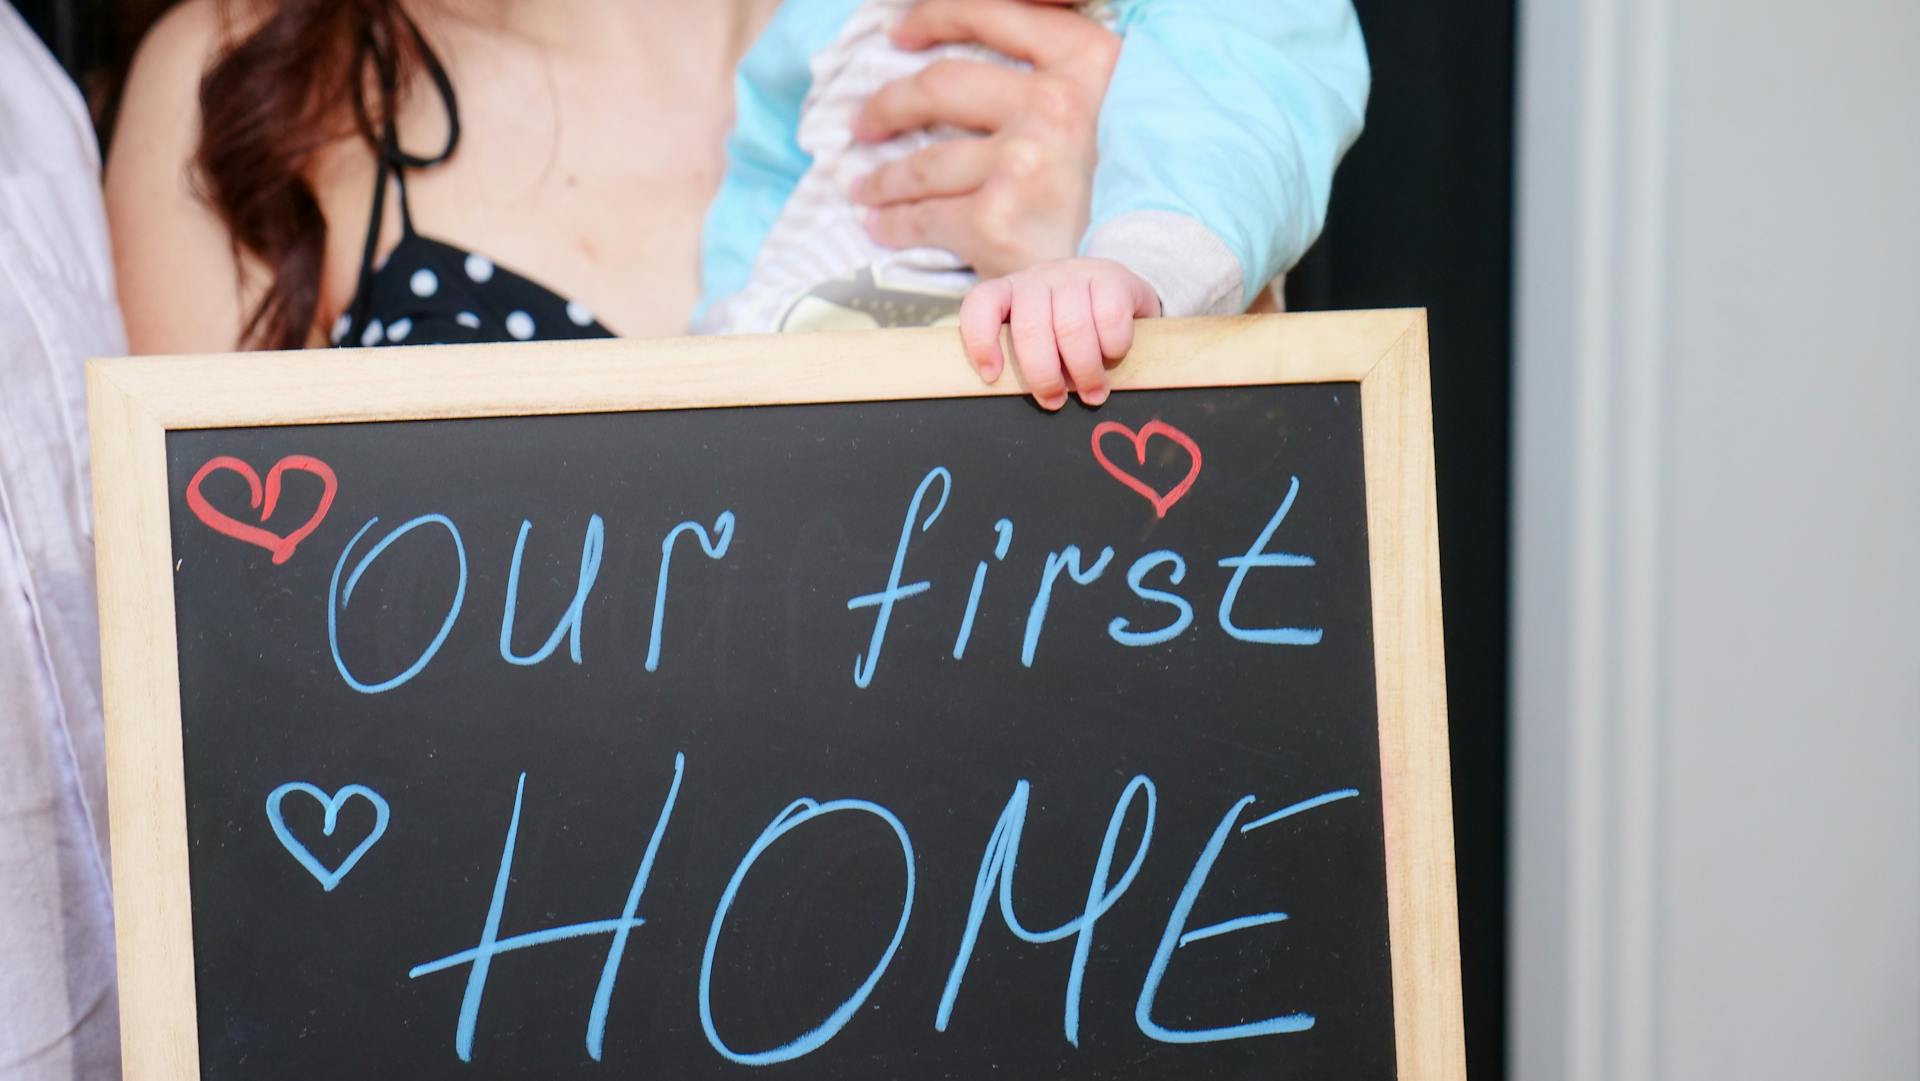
<box><xmin>332</xmin><ymin>23</ymin><xmax>614</xmax><ymax>349</ymax></box>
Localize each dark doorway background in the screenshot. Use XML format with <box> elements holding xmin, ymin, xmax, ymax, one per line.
<box><xmin>16</xmin><ymin>0</ymin><xmax>1514</xmax><ymax>1075</ymax></box>
<box><xmin>1287</xmin><ymin>4</ymin><xmax>1516</xmax><ymax>1079</ymax></box>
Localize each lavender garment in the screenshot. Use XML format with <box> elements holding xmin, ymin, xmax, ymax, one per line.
<box><xmin>0</xmin><ymin>6</ymin><xmax>126</xmax><ymax>1078</ymax></box>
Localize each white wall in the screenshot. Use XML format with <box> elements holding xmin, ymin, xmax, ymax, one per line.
<box><xmin>1511</xmin><ymin>0</ymin><xmax>1920</xmax><ymax>1078</ymax></box>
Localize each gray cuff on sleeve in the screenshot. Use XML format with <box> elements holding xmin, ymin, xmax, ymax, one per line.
<box><xmin>1083</xmin><ymin>211</ymin><xmax>1246</xmax><ymax>318</ymax></box>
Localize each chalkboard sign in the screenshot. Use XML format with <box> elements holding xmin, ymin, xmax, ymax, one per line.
<box><xmin>90</xmin><ymin>312</ymin><xmax>1463</xmax><ymax>1080</ymax></box>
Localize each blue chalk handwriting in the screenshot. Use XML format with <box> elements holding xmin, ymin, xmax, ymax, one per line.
<box><xmin>938</xmin><ymin>775</ymin><xmax>1156</xmax><ymax>1046</ymax></box>
<box><xmin>1217</xmin><ymin>477</ymin><xmax>1324</xmax><ymax>646</ymax></box>
<box><xmin>587</xmin><ymin>750</ymin><xmax>687</xmax><ymax>1060</ymax></box>
<box><xmin>410</xmin><ymin>754</ymin><xmax>686</xmax><ymax>1062</ymax></box>
<box><xmin>500</xmin><ymin>514</ymin><xmax>605</xmax><ymax>666</ymax></box>
<box><xmin>1135</xmin><ymin>785</ymin><xmax>1362</xmax><ymax>1043</ymax></box>
<box><xmin>264</xmin><ymin>782</ymin><xmax>390</xmax><ymax>892</ymax></box>
<box><xmin>1176</xmin><ymin>912</ymin><xmax>1290</xmax><ymax>949</ymax></box>
<box><xmin>646</xmin><ymin>513</ymin><xmax>736</xmax><ymax>672</ymax></box>
<box><xmin>328</xmin><ymin>514</ymin><xmax>469</xmax><ymax>694</ymax></box>
<box><xmin>1239</xmin><ymin>787</ymin><xmax>1359</xmax><ymax>833</ymax></box>
<box><xmin>1021</xmin><ymin>545</ymin><xmax>1115</xmax><ymax>667</ymax></box>
<box><xmin>952</xmin><ymin>518</ymin><xmax>1014</xmax><ymax>660</ymax></box>
<box><xmin>847</xmin><ymin>467</ymin><xmax>951</xmax><ymax>687</ymax></box>
<box><xmin>1108</xmin><ymin>550</ymin><xmax>1195</xmax><ymax>648</ymax></box>
<box><xmin>700</xmin><ymin>798</ymin><xmax>916</xmax><ymax>1065</ymax></box>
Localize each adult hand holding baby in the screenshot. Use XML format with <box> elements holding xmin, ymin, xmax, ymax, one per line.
<box><xmin>850</xmin><ymin>0</ymin><xmax>1143</xmax><ymax>410</ymax></box>
<box><xmin>849</xmin><ymin>0</ymin><xmax>1117</xmax><ymax>278</ymax></box>
<box><xmin>830</xmin><ymin>0</ymin><xmax>1367</xmax><ymax>411</ymax></box>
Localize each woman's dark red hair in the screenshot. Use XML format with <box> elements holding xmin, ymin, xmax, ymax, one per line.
<box><xmin>171</xmin><ymin>1</ymin><xmax>421</xmax><ymax>348</ymax></box>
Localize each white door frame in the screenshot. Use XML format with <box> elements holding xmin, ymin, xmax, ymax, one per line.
<box><xmin>1510</xmin><ymin>0</ymin><xmax>1673</xmax><ymax>1076</ymax></box>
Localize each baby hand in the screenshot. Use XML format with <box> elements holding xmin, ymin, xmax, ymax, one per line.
<box><xmin>959</xmin><ymin>257</ymin><xmax>1161</xmax><ymax>410</ymax></box>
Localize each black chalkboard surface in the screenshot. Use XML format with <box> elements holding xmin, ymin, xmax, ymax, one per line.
<box><xmin>91</xmin><ymin>314</ymin><xmax>1464</xmax><ymax>1081</ymax></box>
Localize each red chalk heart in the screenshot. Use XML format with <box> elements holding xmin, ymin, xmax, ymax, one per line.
<box><xmin>1091</xmin><ymin>420</ymin><xmax>1203</xmax><ymax>518</ymax></box>
<box><xmin>185</xmin><ymin>455</ymin><xmax>337</xmax><ymax>565</ymax></box>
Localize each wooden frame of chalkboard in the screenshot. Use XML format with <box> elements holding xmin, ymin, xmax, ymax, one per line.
<box><xmin>89</xmin><ymin>310</ymin><xmax>1462</xmax><ymax>1080</ymax></box>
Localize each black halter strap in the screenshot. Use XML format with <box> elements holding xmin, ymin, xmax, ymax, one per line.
<box><xmin>348</xmin><ymin>13</ymin><xmax>461</xmax><ymax>328</ymax></box>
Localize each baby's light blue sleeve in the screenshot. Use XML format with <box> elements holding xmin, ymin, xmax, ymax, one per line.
<box><xmin>1091</xmin><ymin>0</ymin><xmax>1371</xmax><ymax>312</ymax></box>
<box><xmin>695</xmin><ymin>0</ymin><xmax>861</xmax><ymax>327</ymax></box>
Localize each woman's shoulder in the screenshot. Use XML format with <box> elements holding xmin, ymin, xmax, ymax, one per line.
<box><xmin>117</xmin><ymin>0</ymin><xmax>268</xmax><ymax>135</ymax></box>
<box><xmin>131</xmin><ymin>0</ymin><xmax>261</xmax><ymax>70</ymax></box>
<box><xmin>109</xmin><ymin>0</ymin><xmax>278</xmax><ymax>355</ymax></box>
<box><xmin>113</xmin><ymin>1</ymin><xmax>233</xmax><ymax>198</ymax></box>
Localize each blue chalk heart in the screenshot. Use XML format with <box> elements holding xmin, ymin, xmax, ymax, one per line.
<box><xmin>265</xmin><ymin>782</ymin><xmax>391</xmax><ymax>892</ymax></box>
